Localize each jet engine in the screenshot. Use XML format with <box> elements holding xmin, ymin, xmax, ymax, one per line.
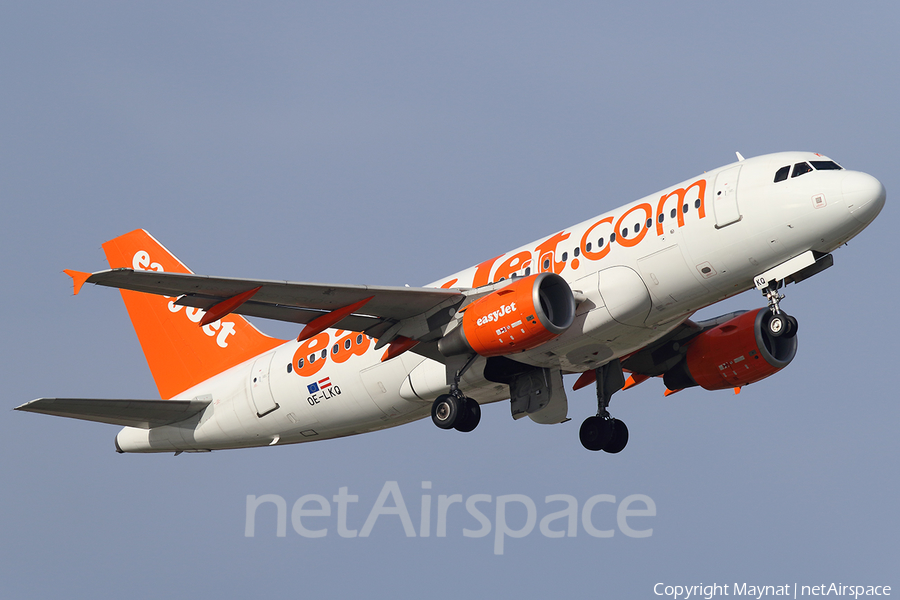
<box><xmin>663</xmin><ymin>308</ymin><xmax>798</xmax><ymax>391</ymax></box>
<box><xmin>438</xmin><ymin>273</ymin><xmax>576</xmax><ymax>357</ymax></box>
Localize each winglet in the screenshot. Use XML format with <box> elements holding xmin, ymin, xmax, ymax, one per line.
<box><xmin>64</xmin><ymin>270</ymin><xmax>91</xmax><ymax>295</ymax></box>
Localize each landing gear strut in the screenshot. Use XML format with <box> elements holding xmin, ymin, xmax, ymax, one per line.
<box><xmin>431</xmin><ymin>354</ymin><xmax>481</xmax><ymax>433</ymax></box>
<box><xmin>760</xmin><ymin>281</ymin><xmax>798</xmax><ymax>339</ymax></box>
<box><xmin>579</xmin><ymin>359</ymin><xmax>629</xmax><ymax>453</ymax></box>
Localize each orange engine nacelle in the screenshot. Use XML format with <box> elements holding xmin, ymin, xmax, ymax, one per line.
<box><xmin>663</xmin><ymin>308</ymin><xmax>798</xmax><ymax>391</ymax></box>
<box><xmin>438</xmin><ymin>273</ymin><xmax>576</xmax><ymax>357</ymax></box>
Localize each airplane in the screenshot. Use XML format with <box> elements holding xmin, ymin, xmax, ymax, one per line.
<box><xmin>16</xmin><ymin>151</ymin><xmax>886</xmax><ymax>454</ymax></box>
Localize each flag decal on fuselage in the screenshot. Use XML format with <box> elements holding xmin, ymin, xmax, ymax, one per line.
<box><xmin>307</xmin><ymin>378</ymin><xmax>332</xmax><ymax>394</ymax></box>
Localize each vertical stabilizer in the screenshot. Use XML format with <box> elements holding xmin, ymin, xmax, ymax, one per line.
<box><xmin>100</xmin><ymin>229</ymin><xmax>285</xmax><ymax>399</ymax></box>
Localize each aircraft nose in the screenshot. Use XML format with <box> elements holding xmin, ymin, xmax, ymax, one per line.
<box><xmin>843</xmin><ymin>171</ymin><xmax>886</xmax><ymax>225</ymax></box>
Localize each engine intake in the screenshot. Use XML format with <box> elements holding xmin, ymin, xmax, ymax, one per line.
<box><xmin>663</xmin><ymin>308</ymin><xmax>798</xmax><ymax>391</ymax></box>
<box><xmin>438</xmin><ymin>273</ymin><xmax>576</xmax><ymax>357</ymax></box>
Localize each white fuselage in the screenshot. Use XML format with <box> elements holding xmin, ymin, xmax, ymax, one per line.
<box><xmin>115</xmin><ymin>152</ymin><xmax>885</xmax><ymax>452</ymax></box>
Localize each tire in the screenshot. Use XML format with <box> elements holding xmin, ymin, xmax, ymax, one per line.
<box><xmin>580</xmin><ymin>416</ymin><xmax>614</xmax><ymax>451</ymax></box>
<box><xmin>784</xmin><ymin>315</ymin><xmax>799</xmax><ymax>339</ymax></box>
<box><xmin>431</xmin><ymin>394</ymin><xmax>462</xmax><ymax>430</ymax></box>
<box><xmin>454</xmin><ymin>397</ymin><xmax>482</xmax><ymax>433</ymax></box>
<box><xmin>603</xmin><ymin>419</ymin><xmax>629</xmax><ymax>454</ymax></box>
<box><xmin>767</xmin><ymin>313</ymin><xmax>786</xmax><ymax>337</ymax></box>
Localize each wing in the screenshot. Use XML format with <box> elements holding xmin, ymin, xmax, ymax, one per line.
<box><xmin>620</xmin><ymin>311</ymin><xmax>747</xmax><ymax>376</ymax></box>
<box><xmin>15</xmin><ymin>397</ymin><xmax>211</xmax><ymax>429</ymax></box>
<box><xmin>73</xmin><ymin>268</ymin><xmax>468</xmax><ymax>347</ymax></box>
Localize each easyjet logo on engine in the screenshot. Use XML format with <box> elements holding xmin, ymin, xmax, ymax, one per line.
<box><xmin>476</xmin><ymin>302</ymin><xmax>517</xmax><ymax>327</ymax></box>
<box><xmin>132</xmin><ymin>250</ymin><xmax>236</xmax><ymax>348</ymax></box>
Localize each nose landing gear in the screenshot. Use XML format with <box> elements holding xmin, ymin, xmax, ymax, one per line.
<box><xmin>579</xmin><ymin>359</ymin><xmax>629</xmax><ymax>453</ymax></box>
<box><xmin>760</xmin><ymin>281</ymin><xmax>798</xmax><ymax>339</ymax></box>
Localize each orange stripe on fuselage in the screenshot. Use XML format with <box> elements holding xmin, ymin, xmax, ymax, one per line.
<box><xmin>450</xmin><ymin>178</ymin><xmax>708</xmax><ymax>288</ymax></box>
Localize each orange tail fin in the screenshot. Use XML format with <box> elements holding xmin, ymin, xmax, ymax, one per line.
<box><xmin>100</xmin><ymin>229</ymin><xmax>285</xmax><ymax>399</ymax></box>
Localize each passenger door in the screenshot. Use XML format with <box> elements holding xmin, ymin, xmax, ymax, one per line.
<box><xmin>713</xmin><ymin>166</ymin><xmax>742</xmax><ymax>228</ymax></box>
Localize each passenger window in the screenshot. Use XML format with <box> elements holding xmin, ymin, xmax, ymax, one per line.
<box><xmin>573</xmin><ymin>247</ymin><xmax>580</xmax><ymax>257</ymax></box>
<box><xmin>298</xmin><ymin>358</ymin><xmax>304</xmax><ymax>369</ymax></box>
<box><xmin>694</xmin><ymin>199</ymin><xmax>701</xmax><ymax>209</ymax></box>
<box><xmin>561</xmin><ymin>252</ymin><xmax>568</xmax><ymax>261</ymax></box>
<box><xmin>586</xmin><ymin>242</ymin><xmax>592</xmax><ymax>252</ymax></box>
<box><xmin>670</xmin><ymin>208</ymin><xmax>676</xmax><ymax>219</ymax></box>
<box><xmin>682</xmin><ymin>204</ymin><xmax>688</xmax><ymax>213</ymax></box>
<box><xmin>810</xmin><ymin>160</ymin><xmax>842</xmax><ymax>170</ymax></box>
<box><xmin>791</xmin><ymin>162</ymin><xmax>813</xmax><ymax>178</ymax></box>
<box><xmin>774</xmin><ymin>166</ymin><xmax>790</xmax><ymax>182</ymax></box>
<box><xmin>332</xmin><ymin>344</ymin><xmax>339</xmax><ymax>354</ymax></box>
<box><xmin>658</xmin><ymin>213</ymin><xmax>664</xmax><ymax>223</ymax></box>
<box><xmin>344</xmin><ymin>339</ymin><xmax>352</xmax><ymax>350</ymax></box>
<box><xmin>621</xmin><ymin>228</ymin><xmax>628</xmax><ymax>238</ymax></box>
<box><xmin>610</xmin><ymin>232</ymin><xmax>616</xmax><ymax>243</ymax></box>
<box><xmin>646</xmin><ymin>218</ymin><xmax>653</xmax><ymax>228</ymax></box>
<box><xmin>634</xmin><ymin>222</ymin><xmax>640</xmax><ymax>232</ymax></box>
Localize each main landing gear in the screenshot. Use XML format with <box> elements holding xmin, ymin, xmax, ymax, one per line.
<box><xmin>431</xmin><ymin>354</ymin><xmax>481</xmax><ymax>433</ymax></box>
<box><xmin>432</xmin><ymin>393</ymin><xmax>481</xmax><ymax>432</ymax></box>
<box><xmin>760</xmin><ymin>282</ymin><xmax>798</xmax><ymax>339</ymax></box>
<box><xmin>579</xmin><ymin>359</ymin><xmax>629</xmax><ymax>453</ymax></box>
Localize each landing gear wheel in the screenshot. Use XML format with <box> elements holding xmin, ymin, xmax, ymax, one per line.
<box><xmin>603</xmin><ymin>419</ymin><xmax>629</xmax><ymax>454</ymax></box>
<box><xmin>580</xmin><ymin>416</ymin><xmax>614</xmax><ymax>451</ymax></box>
<box><xmin>432</xmin><ymin>394</ymin><xmax>463</xmax><ymax>430</ymax></box>
<box><xmin>454</xmin><ymin>398</ymin><xmax>482</xmax><ymax>433</ymax></box>
<box><xmin>767</xmin><ymin>313</ymin><xmax>787</xmax><ymax>337</ymax></box>
<box><xmin>784</xmin><ymin>315</ymin><xmax>798</xmax><ymax>339</ymax></box>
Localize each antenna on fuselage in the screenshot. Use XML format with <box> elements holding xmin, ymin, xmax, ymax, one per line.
<box><xmin>735</xmin><ymin>151</ymin><xmax>745</xmax><ymax>162</ymax></box>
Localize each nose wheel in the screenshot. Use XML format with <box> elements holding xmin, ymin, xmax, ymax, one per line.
<box><xmin>760</xmin><ymin>280</ymin><xmax>798</xmax><ymax>339</ymax></box>
<box><xmin>765</xmin><ymin>312</ymin><xmax>798</xmax><ymax>338</ymax></box>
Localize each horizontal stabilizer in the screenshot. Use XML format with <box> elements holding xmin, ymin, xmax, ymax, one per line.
<box><xmin>15</xmin><ymin>397</ymin><xmax>211</xmax><ymax>429</ymax></box>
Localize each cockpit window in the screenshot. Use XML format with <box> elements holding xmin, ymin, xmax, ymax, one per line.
<box><xmin>791</xmin><ymin>162</ymin><xmax>813</xmax><ymax>178</ymax></box>
<box><xmin>775</xmin><ymin>159</ymin><xmax>843</xmax><ymax>183</ymax></box>
<box><xmin>774</xmin><ymin>166</ymin><xmax>790</xmax><ymax>182</ymax></box>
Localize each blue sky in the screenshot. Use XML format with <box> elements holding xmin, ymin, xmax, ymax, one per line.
<box><xmin>2</xmin><ymin>2</ymin><xmax>897</xmax><ymax>597</ymax></box>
